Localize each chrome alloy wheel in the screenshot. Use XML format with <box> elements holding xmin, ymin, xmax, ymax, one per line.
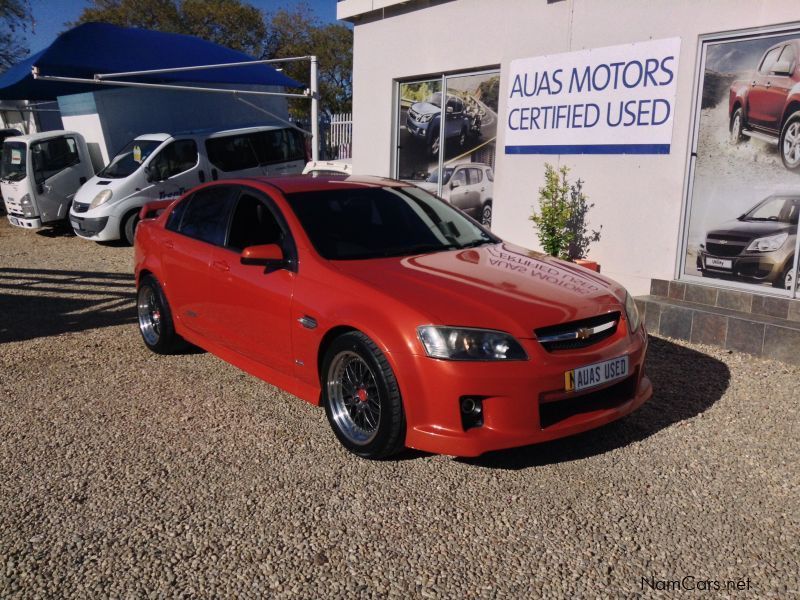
<box><xmin>327</xmin><ymin>351</ymin><xmax>381</xmax><ymax>445</ymax></box>
<box><xmin>783</xmin><ymin>121</ymin><xmax>800</xmax><ymax>169</ymax></box>
<box><xmin>137</xmin><ymin>286</ymin><xmax>162</xmax><ymax>346</ymax></box>
<box><xmin>729</xmin><ymin>112</ymin><xmax>742</xmax><ymax>144</ymax></box>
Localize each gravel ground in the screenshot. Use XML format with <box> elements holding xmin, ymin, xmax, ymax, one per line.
<box><xmin>0</xmin><ymin>220</ymin><xmax>798</xmax><ymax>598</ymax></box>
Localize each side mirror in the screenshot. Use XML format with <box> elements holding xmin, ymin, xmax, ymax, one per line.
<box><xmin>451</xmin><ymin>179</ymin><xmax>461</xmax><ymax>189</ymax></box>
<box><xmin>241</xmin><ymin>243</ymin><xmax>285</xmax><ymax>268</ymax></box>
<box><xmin>144</xmin><ymin>165</ymin><xmax>157</xmax><ymax>183</ymax></box>
<box><xmin>771</xmin><ymin>60</ymin><xmax>793</xmax><ymax>76</ymax></box>
<box><xmin>446</xmin><ymin>106</ymin><xmax>454</xmax><ymax>114</ymax></box>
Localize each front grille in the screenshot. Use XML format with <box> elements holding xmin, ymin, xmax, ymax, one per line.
<box><xmin>539</xmin><ymin>371</ymin><xmax>637</xmax><ymax>429</ymax></box>
<box><xmin>706</xmin><ymin>240</ymin><xmax>746</xmax><ymax>257</ymax></box>
<box><xmin>534</xmin><ymin>312</ymin><xmax>620</xmax><ymax>352</ymax></box>
<box><xmin>72</xmin><ymin>202</ymin><xmax>90</xmax><ymax>214</ymax></box>
<box><xmin>408</xmin><ymin>108</ymin><xmax>420</xmax><ymax>121</ymax></box>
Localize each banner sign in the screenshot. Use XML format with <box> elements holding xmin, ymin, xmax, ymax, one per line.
<box><xmin>505</xmin><ymin>38</ymin><xmax>681</xmax><ymax>155</ymax></box>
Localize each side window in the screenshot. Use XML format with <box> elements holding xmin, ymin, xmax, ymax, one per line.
<box><xmin>467</xmin><ymin>168</ymin><xmax>483</xmax><ymax>185</ymax></box>
<box><xmin>165</xmin><ymin>196</ymin><xmax>190</xmax><ymax>232</ymax></box>
<box><xmin>31</xmin><ymin>136</ymin><xmax>80</xmax><ymax>183</ymax></box>
<box><xmin>227</xmin><ymin>193</ymin><xmax>285</xmax><ymax>252</ymax></box>
<box><xmin>776</xmin><ymin>44</ymin><xmax>796</xmax><ymax>72</ymax></box>
<box><xmin>252</xmin><ymin>129</ymin><xmax>306</xmax><ymax>165</ymax></box>
<box><xmin>176</xmin><ymin>186</ymin><xmax>238</xmax><ymax>246</ymax></box>
<box><xmin>149</xmin><ymin>139</ymin><xmax>198</xmax><ymax>181</ymax></box>
<box><xmin>205</xmin><ymin>134</ymin><xmax>259</xmax><ymax>172</ymax></box>
<box><xmin>451</xmin><ymin>169</ymin><xmax>467</xmax><ymax>186</ymax></box>
<box><xmin>759</xmin><ymin>47</ymin><xmax>782</xmax><ymax>75</ymax></box>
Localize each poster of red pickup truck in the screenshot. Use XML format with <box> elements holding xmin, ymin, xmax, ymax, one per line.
<box><xmin>683</xmin><ymin>29</ymin><xmax>800</xmax><ymax>293</ymax></box>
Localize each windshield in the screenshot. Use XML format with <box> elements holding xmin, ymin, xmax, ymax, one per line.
<box><xmin>743</xmin><ymin>196</ymin><xmax>800</xmax><ymax>224</ymax></box>
<box><xmin>1</xmin><ymin>141</ymin><xmax>27</xmax><ymax>181</ymax></box>
<box><xmin>425</xmin><ymin>167</ymin><xmax>454</xmax><ymax>185</ymax></box>
<box><xmin>426</xmin><ymin>92</ymin><xmax>443</xmax><ymax>107</ymax></box>
<box><xmin>99</xmin><ymin>139</ymin><xmax>162</xmax><ymax>178</ymax></box>
<box><xmin>285</xmin><ymin>185</ymin><xmax>497</xmax><ymax>260</ymax></box>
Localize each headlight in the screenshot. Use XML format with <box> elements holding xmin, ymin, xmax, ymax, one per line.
<box><xmin>417</xmin><ymin>326</ymin><xmax>527</xmax><ymax>361</ymax></box>
<box><xmin>624</xmin><ymin>291</ymin><xmax>642</xmax><ymax>333</ymax></box>
<box><xmin>20</xmin><ymin>193</ymin><xmax>35</xmax><ymax>217</ymax></box>
<box><xmin>746</xmin><ymin>232</ymin><xmax>788</xmax><ymax>252</ymax></box>
<box><xmin>90</xmin><ymin>189</ymin><xmax>113</xmax><ymax>209</ymax></box>
<box><xmin>418</xmin><ymin>113</ymin><xmax>433</xmax><ymax>123</ymax></box>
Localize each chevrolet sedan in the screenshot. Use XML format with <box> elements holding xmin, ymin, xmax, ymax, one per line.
<box><xmin>134</xmin><ymin>176</ymin><xmax>652</xmax><ymax>459</ymax></box>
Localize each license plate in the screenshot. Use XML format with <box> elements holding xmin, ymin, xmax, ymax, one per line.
<box><xmin>565</xmin><ymin>355</ymin><xmax>629</xmax><ymax>392</ymax></box>
<box><xmin>9</xmin><ymin>217</ymin><xmax>18</xmax><ymax>226</ymax></box>
<box><xmin>705</xmin><ymin>256</ymin><xmax>732</xmax><ymax>269</ymax></box>
<box><xmin>70</xmin><ymin>220</ymin><xmax>79</xmax><ymax>230</ymax></box>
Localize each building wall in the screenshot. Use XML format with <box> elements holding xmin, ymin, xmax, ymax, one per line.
<box><xmin>348</xmin><ymin>0</ymin><xmax>799</xmax><ymax>294</ymax></box>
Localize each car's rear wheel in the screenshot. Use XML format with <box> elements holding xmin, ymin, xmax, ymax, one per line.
<box><xmin>780</xmin><ymin>112</ymin><xmax>800</xmax><ymax>171</ymax></box>
<box><xmin>137</xmin><ymin>275</ymin><xmax>185</xmax><ymax>354</ymax></box>
<box><xmin>729</xmin><ymin>107</ymin><xmax>746</xmax><ymax>145</ymax></box>
<box><xmin>122</xmin><ymin>209</ymin><xmax>140</xmax><ymax>246</ymax></box>
<box><xmin>322</xmin><ymin>332</ymin><xmax>405</xmax><ymax>459</ymax></box>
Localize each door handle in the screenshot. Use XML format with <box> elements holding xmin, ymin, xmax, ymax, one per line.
<box><xmin>212</xmin><ymin>260</ymin><xmax>230</xmax><ymax>272</ymax></box>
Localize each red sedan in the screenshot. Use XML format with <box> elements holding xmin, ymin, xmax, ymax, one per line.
<box><xmin>134</xmin><ymin>176</ymin><xmax>652</xmax><ymax>458</ymax></box>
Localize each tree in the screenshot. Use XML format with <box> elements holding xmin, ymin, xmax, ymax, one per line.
<box><xmin>72</xmin><ymin>0</ymin><xmax>267</xmax><ymax>57</ymax></box>
<box><xmin>0</xmin><ymin>0</ymin><xmax>32</xmax><ymax>71</ymax></box>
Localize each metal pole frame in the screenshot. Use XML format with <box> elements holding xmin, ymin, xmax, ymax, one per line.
<box><xmin>31</xmin><ymin>54</ymin><xmax>321</xmax><ymax>151</ymax></box>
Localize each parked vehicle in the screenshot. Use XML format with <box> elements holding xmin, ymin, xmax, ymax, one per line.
<box><xmin>697</xmin><ymin>193</ymin><xmax>799</xmax><ymax>290</ymax></box>
<box><xmin>1</xmin><ymin>131</ymin><xmax>95</xmax><ymax>229</ymax></box>
<box><xmin>418</xmin><ymin>163</ymin><xmax>494</xmax><ymax>226</ymax></box>
<box><xmin>406</xmin><ymin>93</ymin><xmax>474</xmax><ymax>157</ymax></box>
<box><xmin>71</xmin><ymin>125</ymin><xmax>306</xmax><ymax>245</ymax></box>
<box><xmin>0</xmin><ymin>128</ymin><xmax>22</xmax><ymax>215</ymax></box>
<box><xmin>134</xmin><ymin>175</ymin><xmax>651</xmax><ymax>459</ymax></box>
<box><xmin>729</xmin><ymin>38</ymin><xmax>800</xmax><ymax>171</ymax></box>
<box><xmin>302</xmin><ymin>159</ymin><xmax>352</xmax><ymax>176</ymax></box>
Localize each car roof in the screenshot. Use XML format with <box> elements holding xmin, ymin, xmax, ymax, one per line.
<box><xmin>5</xmin><ymin>130</ymin><xmax>81</xmax><ymax>143</ymax></box>
<box><xmin>237</xmin><ymin>175</ymin><xmax>411</xmax><ymax>194</ymax></box>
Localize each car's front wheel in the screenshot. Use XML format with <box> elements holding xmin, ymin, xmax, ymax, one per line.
<box><xmin>122</xmin><ymin>209</ymin><xmax>140</xmax><ymax>246</ymax></box>
<box><xmin>481</xmin><ymin>202</ymin><xmax>492</xmax><ymax>228</ymax></box>
<box><xmin>137</xmin><ymin>275</ymin><xmax>186</xmax><ymax>354</ymax></box>
<box><xmin>322</xmin><ymin>332</ymin><xmax>405</xmax><ymax>459</ymax></box>
<box><xmin>780</xmin><ymin>111</ymin><xmax>800</xmax><ymax>171</ymax></box>
<box><xmin>774</xmin><ymin>261</ymin><xmax>796</xmax><ymax>291</ymax></box>
<box><xmin>729</xmin><ymin>107</ymin><xmax>746</xmax><ymax>145</ymax></box>
<box><xmin>429</xmin><ymin>131</ymin><xmax>440</xmax><ymax>157</ymax></box>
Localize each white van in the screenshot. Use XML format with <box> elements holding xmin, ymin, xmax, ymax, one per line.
<box><xmin>1</xmin><ymin>131</ymin><xmax>95</xmax><ymax>229</ymax></box>
<box><xmin>70</xmin><ymin>125</ymin><xmax>307</xmax><ymax>244</ymax></box>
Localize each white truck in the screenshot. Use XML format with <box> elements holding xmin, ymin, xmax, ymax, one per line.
<box><xmin>70</xmin><ymin>125</ymin><xmax>306</xmax><ymax>245</ymax></box>
<box><xmin>1</xmin><ymin>131</ymin><xmax>95</xmax><ymax>229</ymax></box>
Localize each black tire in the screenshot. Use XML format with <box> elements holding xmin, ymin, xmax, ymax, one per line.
<box><xmin>729</xmin><ymin>107</ymin><xmax>746</xmax><ymax>145</ymax></box>
<box><xmin>773</xmin><ymin>261</ymin><xmax>794</xmax><ymax>290</ymax></box>
<box><xmin>321</xmin><ymin>331</ymin><xmax>405</xmax><ymax>459</ymax></box>
<box><xmin>779</xmin><ymin>111</ymin><xmax>800</xmax><ymax>172</ymax></box>
<box><xmin>136</xmin><ymin>275</ymin><xmax>186</xmax><ymax>354</ymax></box>
<box><xmin>429</xmin><ymin>130</ymin><xmax>440</xmax><ymax>158</ymax></box>
<box><xmin>121</xmin><ymin>209</ymin><xmax>140</xmax><ymax>246</ymax></box>
<box><xmin>481</xmin><ymin>202</ymin><xmax>492</xmax><ymax>228</ymax></box>
<box><xmin>458</xmin><ymin>128</ymin><xmax>467</xmax><ymax>148</ymax></box>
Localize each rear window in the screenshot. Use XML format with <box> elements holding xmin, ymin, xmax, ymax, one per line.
<box><xmin>251</xmin><ymin>128</ymin><xmax>305</xmax><ymax>164</ymax></box>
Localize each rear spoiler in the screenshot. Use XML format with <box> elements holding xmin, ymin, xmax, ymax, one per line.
<box><xmin>139</xmin><ymin>199</ymin><xmax>175</xmax><ymax>220</ymax></box>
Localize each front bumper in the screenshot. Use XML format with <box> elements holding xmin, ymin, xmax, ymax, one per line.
<box><xmin>70</xmin><ymin>215</ymin><xmax>110</xmax><ymax>240</ymax></box>
<box><xmin>697</xmin><ymin>250</ymin><xmax>787</xmax><ymax>284</ymax></box>
<box><xmin>406</xmin><ymin>116</ymin><xmax>431</xmax><ymax>139</ymax></box>
<box><xmin>6</xmin><ymin>213</ymin><xmax>42</xmax><ymax>229</ymax></box>
<box><xmin>393</xmin><ymin>325</ymin><xmax>651</xmax><ymax>457</ymax></box>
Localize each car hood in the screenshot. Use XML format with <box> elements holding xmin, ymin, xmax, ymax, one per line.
<box><xmin>332</xmin><ymin>242</ymin><xmax>625</xmax><ymax>339</ymax></box>
<box><xmin>410</xmin><ymin>102</ymin><xmax>439</xmax><ymax>116</ymax></box>
<box><xmin>707</xmin><ymin>219</ymin><xmax>796</xmax><ymax>239</ymax></box>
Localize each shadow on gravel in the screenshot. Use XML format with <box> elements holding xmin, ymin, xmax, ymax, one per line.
<box><xmin>0</xmin><ymin>267</ymin><xmax>136</xmax><ymax>343</ymax></box>
<box><xmin>459</xmin><ymin>336</ymin><xmax>731</xmax><ymax>470</ymax></box>
<box><xmin>35</xmin><ymin>224</ymin><xmax>75</xmax><ymax>238</ymax></box>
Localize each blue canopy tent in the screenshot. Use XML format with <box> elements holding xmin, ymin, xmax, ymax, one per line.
<box><xmin>0</xmin><ymin>22</ymin><xmax>320</xmax><ymax>158</ymax></box>
<box><xmin>0</xmin><ymin>22</ymin><xmax>303</xmax><ymax>100</ymax></box>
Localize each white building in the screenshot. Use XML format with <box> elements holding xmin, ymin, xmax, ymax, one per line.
<box><xmin>339</xmin><ymin>0</ymin><xmax>800</xmax><ymax>302</ymax></box>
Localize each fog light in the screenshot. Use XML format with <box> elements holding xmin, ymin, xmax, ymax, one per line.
<box><xmin>459</xmin><ymin>396</ymin><xmax>484</xmax><ymax>430</ymax></box>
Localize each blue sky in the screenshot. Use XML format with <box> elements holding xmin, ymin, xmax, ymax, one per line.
<box><xmin>26</xmin><ymin>0</ymin><xmax>339</xmax><ymax>54</ymax></box>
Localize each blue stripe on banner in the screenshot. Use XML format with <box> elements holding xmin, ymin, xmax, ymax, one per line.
<box><xmin>504</xmin><ymin>144</ymin><xmax>671</xmax><ymax>155</ymax></box>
